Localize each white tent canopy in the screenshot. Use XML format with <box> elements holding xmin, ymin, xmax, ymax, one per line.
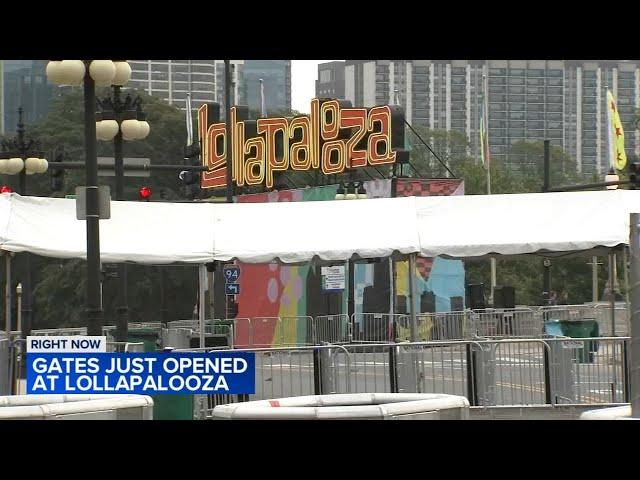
<box><xmin>0</xmin><ymin>190</ymin><xmax>638</xmax><ymax>264</ymax></box>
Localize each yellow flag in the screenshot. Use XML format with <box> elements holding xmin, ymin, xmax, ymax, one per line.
<box><xmin>607</xmin><ymin>90</ymin><xmax>627</xmax><ymax>170</ymax></box>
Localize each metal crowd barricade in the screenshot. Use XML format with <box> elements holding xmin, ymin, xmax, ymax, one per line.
<box><xmin>469</xmin><ymin>308</ymin><xmax>541</xmax><ymax>338</ymax></box>
<box><xmin>394</xmin><ymin>312</ymin><xmax>468</xmax><ymax>342</ymax></box>
<box><xmin>189</xmin><ymin>335</ymin><xmax>630</xmax><ymax>419</ymax></box>
<box><xmin>539</xmin><ymin>304</ymin><xmax>597</xmax><ymax>323</ymax></box>
<box><xmin>0</xmin><ymin>337</ymin><xmax>9</xmax><ymax>395</ymax></box>
<box><xmin>230</xmin><ymin>318</ymin><xmax>252</xmax><ymax>348</ymax></box>
<box><xmin>489</xmin><ymin>339</ymin><xmax>549</xmax><ymax>406</ymax></box>
<box><xmin>30</xmin><ymin>327</ymin><xmax>88</xmax><ymax>336</ymax></box>
<box><xmin>313</xmin><ymin>314</ymin><xmax>351</xmax><ymax>344</ymax></box>
<box><xmin>249</xmin><ymin>317</ymin><xmax>280</xmax><ymax>348</ymax></box>
<box><xmin>544</xmin><ymin>337</ymin><xmax>628</xmax><ymax>404</ymax></box>
<box><xmin>279</xmin><ymin>316</ymin><xmax>314</xmax><ymax>347</ymax></box>
<box><xmin>106</xmin><ymin>341</ymin><xmax>146</xmax><ymax>353</ymax></box>
<box><xmin>350</xmin><ymin>313</ymin><xmax>400</xmax><ymax>343</ymax></box>
<box><xmin>592</xmin><ymin>303</ymin><xmax>629</xmax><ymax>337</ymax></box>
<box><xmin>162</xmin><ymin>319</ymin><xmax>233</xmax><ymax>349</ymax></box>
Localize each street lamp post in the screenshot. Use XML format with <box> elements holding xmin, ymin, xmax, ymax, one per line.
<box><xmin>47</xmin><ymin>60</ymin><xmax>133</xmax><ymax>336</ymax></box>
<box><xmin>0</xmin><ymin>108</ymin><xmax>49</xmax><ymax>341</ymax></box>
<box><xmin>95</xmin><ymin>78</ymin><xmax>150</xmax><ymax>342</ymax></box>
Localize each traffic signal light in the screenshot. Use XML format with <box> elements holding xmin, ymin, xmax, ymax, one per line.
<box><xmin>50</xmin><ymin>145</ymin><xmax>65</xmax><ymax>192</ymax></box>
<box><xmin>180</xmin><ymin>141</ymin><xmax>202</xmax><ymax>200</ymax></box>
<box><xmin>138</xmin><ymin>186</ymin><xmax>152</xmax><ymax>201</ymax></box>
<box><xmin>629</xmin><ymin>162</ymin><xmax>640</xmax><ymax>189</ymax></box>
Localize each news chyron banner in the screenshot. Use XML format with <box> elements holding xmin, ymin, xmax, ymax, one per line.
<box><xmin>26</xmin><ymin>336</ymin><xmax>255</xmax><ymax>395</ymax></box>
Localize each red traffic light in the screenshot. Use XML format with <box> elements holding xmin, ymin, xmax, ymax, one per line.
<box><xmin>139</xmin><ymin>186</ymin><xmax>152</xmax><ymax>201</ymax></box>
<box><xmin>0</xmin><ymin>186</ymin><xmax>13</xmax><ymax>194</ymax></box>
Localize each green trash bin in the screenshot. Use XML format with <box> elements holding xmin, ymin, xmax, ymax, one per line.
<box><xmin>152</xmin><ymin>393</ymin><xmax>194</xmax><ymax>420</ymax></box>
<box><xmin>559</xmin><ymin>319</ymin><xmax>599</xmax><ymax>363</ymax></box>
<box><xmin>151</xmin><ymin>349</ymin><xmax>195</xmax><ymax>421</ymax></box>
<box><xmin>127</xmin><ymin>328</ymin><xmax>160</xmax><ymax>353</ymax></box>
<box><xmin>127</xmin><ymin>329</ymin><xmax>194</xmax><ymax>420</ymax></box>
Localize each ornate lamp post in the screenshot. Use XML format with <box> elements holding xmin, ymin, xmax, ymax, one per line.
<box><xmin>0</xmin><ymin>108</ymin><xmax>49</xmax><ymax>341</ymax></box>
<box><xmin>46</xmin><ymin>60</ymin><xmax>132</xmax><ymax>336</ymax></box>
<box><xmin>95</xmin><ymin>76</ymin><xmax>150</xmax><ymax>342</ymax></box>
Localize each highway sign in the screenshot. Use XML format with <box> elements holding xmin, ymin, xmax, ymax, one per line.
<box><xmin>225</xmin><ymin>283</ymin><xmax>240</xmax><ymax>295</ymax></box>
<box><xmin>224</xmin><ymin>266</ymin><xmax>241</xmax><ymax>283</ymax></box>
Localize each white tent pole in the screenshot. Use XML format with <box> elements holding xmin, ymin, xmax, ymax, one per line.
<box><xmin>198</xmin><ymin>265</ymin><xmax>206</xmax><ymax>348</ymax></box>
<box><xmin>4</xmin><ymin>252</ymin><xmax>11</xmax><ymax>340</ymax></box>
<box><xmin>408</xmin><ymin>253</ymin><xmax>418</xmax><ymax>342</ymax></box>
<box><xmin>609</xmin><ymin>251</ymin><xmax>616</xmax><ymax>336</ymax></box>
<box><xmin>389</xmin><ymin>258</ymin><xmax>395</xmax><ymax>317</ymax></box>
<box><xmin>592</xmin><ymin>256</ymin><xmax>599</xmax><ymax>302</ymax></box>
<box><xmin>629</xmin><ymin>213</ymin><xmax>640</xmax><ymax>417</ymax></box>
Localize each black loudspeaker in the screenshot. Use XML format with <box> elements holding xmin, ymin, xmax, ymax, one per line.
<box><xmin>362</xmin><ymin>285</ymin><xmax>387</xmax><ymax>314</ymax></box>
<box><xmin>467</xmin><ymin>283</ymin><xmax>485</xmax><ymax>310</ymax></box>
<box><xmin>395</xmin><ymin>296</ymin><xmax>407</xmax><ymax>314</ymax></box>
<box><xmin>450</xmin><ymin>296</ymin><xmax>464</xmax><ymax>311</ymax></box>
<box><xmin>421</xmin><ymin>291</ymin><xmax>436</xmax><ymax>313</ymax></box>
<box><xmin>494</xmin><ymin>286</ymin><xmax>515</xmax><ymax>309</ymax></box>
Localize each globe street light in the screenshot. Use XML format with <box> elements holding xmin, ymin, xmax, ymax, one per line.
<box><xmin>47</xmin><ymin>60</ymin><xmax>130</xmax><ymax>336</ymax></box>
<box><xmin>0</xmin><ymin>107</ymin><xmax>49</xmax><ymax>341</ymax></box>
<box><xmin>95</xmin><ymin>77</ymin><xmax>151</xmax><ymax>342</ymax></box>
<box><xmin>605</xmin><ymin>167</ymin><xmax>619</xmax><ymax>191</ymax></box>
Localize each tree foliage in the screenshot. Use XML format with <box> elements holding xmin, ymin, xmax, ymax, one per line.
<box><xmin>406</xmin><ymin>126</ymin><xmax>619</xmax><ymax>306</ymax></box>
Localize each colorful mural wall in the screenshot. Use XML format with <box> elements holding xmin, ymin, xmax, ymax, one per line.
<box><xmin>220</xmin><ymin>179</ymin><xmax>465</xmax><ymax>346</ymax></box>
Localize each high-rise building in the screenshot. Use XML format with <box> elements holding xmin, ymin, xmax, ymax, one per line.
<box><xmin>128</xmin><ymin>60</ymin><xmax>245</xmax><ymax>113</ymax></box>
<box><xmin>242</xmin><ymin>60</ymin><xmax>291</xmax><ymax>114</ymax></box>
<box><xmin>0</xmin><ymin>60</ymin><xmax>52</xmax><ymax>134</ymax></box>
<box><xmin>326</xmin><ymin>60</ymin><xmax>640</xmax><ymax>176</ymax></box>
<box><xmin>316</xmin><ymin>61</ymin><xmax>345</xmax><ymax>99</ymax></box>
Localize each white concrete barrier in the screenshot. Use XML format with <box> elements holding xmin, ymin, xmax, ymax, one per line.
<box><xmin>0</xmin><ymin>395</ymin><xmax>154</xmax><ymax>420</ymax></box>
<box><xmin>212</xmin><ymin>393</ymin><xmax>469</xmax><ymax>420</ymax></box>
<box><xmin>579</xmin><ymin>405</ymin><xmax>636</xmax><ymax>420</ymax></box>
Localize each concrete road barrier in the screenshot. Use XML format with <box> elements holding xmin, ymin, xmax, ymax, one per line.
<box><xmin>212</xmin><ymin>393</ymin><xmax>469</xmax><ymax>420</ymax></box>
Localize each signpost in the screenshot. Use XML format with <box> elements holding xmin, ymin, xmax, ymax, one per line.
<box><xmin>97</xmin><ymin>157</ymin><xmax>151</xmax><ymax>177</ymax></box>
<box><xmin>322</xmin><ymin>265</ymin><xmax>345</xmax><ymax>292</ymax></box>
<box><xmin>224</xmin><ymin>265</ymin><xmax>241</xmax><ymax>296</ymax></box>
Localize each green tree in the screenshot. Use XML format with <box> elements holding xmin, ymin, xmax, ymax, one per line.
<box><xmin>405</xmin><ymin>127</ymin><xmax>615</xmax><ymax>306</ymax></box>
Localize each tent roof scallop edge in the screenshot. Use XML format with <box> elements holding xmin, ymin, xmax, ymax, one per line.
<box><xmin>0</xmin><ymin>190</ymin><xmax>638</xmax><ymax>264</ymax></box>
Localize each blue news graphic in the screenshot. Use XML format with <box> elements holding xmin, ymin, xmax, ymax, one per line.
<box><xmin>27</xmin><ymin>352</ymin><xmax>255</xmax><ymax>395</ymax></box>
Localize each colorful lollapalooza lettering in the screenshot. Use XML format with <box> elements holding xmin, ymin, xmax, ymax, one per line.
<box><xmin>197</xmin><ymin>99</ymin><xmax>405</xmax><ymax>189</ymax></box>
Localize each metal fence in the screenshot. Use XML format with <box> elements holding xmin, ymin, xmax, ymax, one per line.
<box><xmin>538</xmin><ymin>303</ymin><xmax>628</xmax><ymax>336</ymax></box>
<box><xmin>469</xmin><ymin>309</ymin><xmax>543</xmax><ymax>338</ymax></box>
<box><xmin>189</xmin><ymin>336</ymin><xmax>629</xmax><ymax>418</ymax></box>
<box><xmin>0</xmin><ymin>337</ymin><xmax>9</xmax><ymax>396</ymax></box>
<box><xmin>314</xmin><ymin>314</ymin><xmax>351</xmax><ymax>344</ymax></box>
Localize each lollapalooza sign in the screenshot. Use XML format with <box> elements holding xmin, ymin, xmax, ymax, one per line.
<box><xmin>197</xmin><ymin>99</ymin><xmax>405</xmax><ymax>189</ymax></box>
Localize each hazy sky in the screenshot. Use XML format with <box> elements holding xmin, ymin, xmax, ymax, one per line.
<box><xmin>291</xmin><ymin>60</ymin><xmax>341</xmax><ymax>113</ymax></box>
